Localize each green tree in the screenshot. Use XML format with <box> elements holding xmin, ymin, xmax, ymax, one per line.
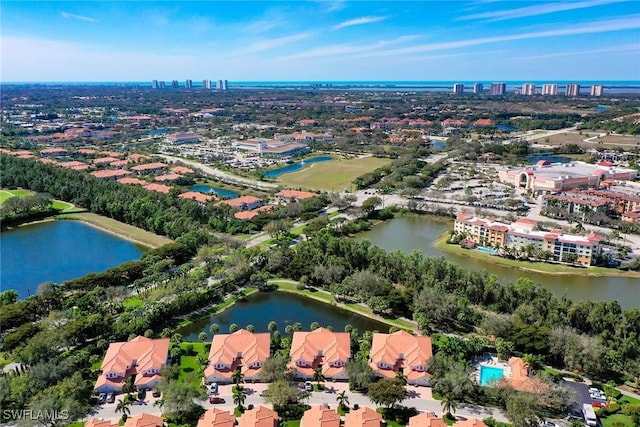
<box><xmin>440</xmin><ymin>391</ymin><xmax>458</xmax><ymax>417</ymax></box>
<box><xmin>199</xmin><ymin>332</ymin><xmax>208</xmax><ymax>343</ymax></box>
<box><xmin>505</xmin><ymin>391</ymin><xmax>542</xmax><ymax>427</ymax></box>
<box><xmin>0</xmin><ymin>290</ymin><xmax>19</xmax><ymax>306</ymax></box>
<box><xmin>232</xmin><ymin>367</ymin><xmax>244</xmax><ymax>385</ymax></box>
<box><xmin>268</xmin><ymin>321</ymin><xmax>278</xmax><ymax>332</ymax></box>
<box><xmin>310</xmin><ymin>321</ymin><xmax>320</xmax><ymax>330</ymax></box>
<box><xmin>361</xmin><ymin>196</ymin><xmax>381</xmax><ymax>216</ymax></box>
<box><xmin>246</xmin><ymin>324</ymin><xmax>255</xmax><ymax>332</ymax></box>
<box><xmin>368</xmin><ymin>377</ymin><xmax>407</xmax><ymax>408</ymax></box>
<box><xmin>232</xmin><ymin>384</ymin><xmax>247</xmax><ymax>411</ymax></box>
<box><xmin>312</xmin><ymin>366</ymin><xmax>325</xmax><ymax>386</ymax></box>
<box><xmin>285</xmin><ymin>325</ymin><xmax>293</xmax><ymax>335</ymax></box>
<box><xmin>210</xmin><ymin>324</ymin><xmax>220</xmax><ymax>335</ymax></box>
<box><xmin>261</xmin><ymin>351</ymin><xmax>291</xmax><ymax>383</ymax></box>
<box><xmin>264</xmin><ymin>379</ymin><xmax>299</xmax><ymax>408</ymax></box>
<box><xmin>115</xmin><ymin>398</ymin><xmax>131</xmax><ymax>421</ymax></box>
<box><xmin>229</xmin><ymin>323</ymin><xmax>239</xmax><ymax>333</ymax></box>
<box><xmin>346</xmin><ymin>358</ymin><xmax>377</xmax><ymax>392</ymax></box>
<box><xmin>336</xmin><ymin>390</ymin><xmax>350</xmax><ymax>411</ymax></box>
<box><xmin>395</xmin><ymin>370</ymin><xmax>408</xmax><ymax>386</ymax></box>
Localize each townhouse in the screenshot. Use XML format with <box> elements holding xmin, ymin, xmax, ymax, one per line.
<box><xmin>204</xmin><ymin>329</ymin><xmax>271</xmax><ymax>384</ymax></box>
<box><xmin>369</xmin><ymin>331</ymin><xmax>433</xmax><ymax>386</ymax></box>
<box><xmin>289</xmin><ymin>328</ymin><xmax>351</xmax><ymax>380</ymax></box>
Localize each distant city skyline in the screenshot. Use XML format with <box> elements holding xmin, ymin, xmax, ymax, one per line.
<box><xmin>2</xmin><ymin>1</ymin><xmax>639</xmax><ymax>82</ymax></box>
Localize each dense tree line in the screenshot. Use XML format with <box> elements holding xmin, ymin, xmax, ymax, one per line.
<box><xmin>354</xmin><ymin>152</ymin><xmax>448</xmax><ymax>190</ymax></box>
<box><xmin>263</xmin><ymin>230</ymin><xmax>640</xmax><ymax>383</ymax></box>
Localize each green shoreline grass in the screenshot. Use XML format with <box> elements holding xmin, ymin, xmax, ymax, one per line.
<box><xmin>271</xmin><ymin>279</ymin><xmax>416</xmax><ymax>331</ymax></box>
<box><xmin>175</xmin><ymin>288</ymin><xmax>259</xmax><ymax>329</ymax></box>
<box><xmin>433</xmin><ymin>227</ymin><xmax>640</xmax><ymax>278</ymax></box>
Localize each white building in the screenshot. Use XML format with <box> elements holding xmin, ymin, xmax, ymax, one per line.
<box><xmin>541</xmin><ymin>84</ymin><xmax>558</xmax><ymax>95</ymax></box>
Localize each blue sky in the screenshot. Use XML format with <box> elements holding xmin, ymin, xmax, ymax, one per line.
<box><xmin>2</xmin><ymin>1</ymin><xmax>639</xmax><ymax>82</ymax></box>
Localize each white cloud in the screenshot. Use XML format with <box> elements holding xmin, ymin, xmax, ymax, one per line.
<box><xmin>234</xmin><ymin>32</ymin><xmax>314</xmax><ymax>56</ymax></box>
<box><xmin>362</xmin><ymin>16</ymin><xmax>640</xmax><ymax>57</ymax></box>
<box><xmin>276</xmin><ymin>35</ymin><xmax>421</xmax><ymax>61</ymax></box>
<box><xmin>332</xmin><ymin>16</ymin><xmax>387</xmax><ymax>30</ymax></box>
<box><xmin>510</xmin><ymin>43</ymin><xmax>640</xmax><ymax>60</ymax></box>
<box><xmin>60</xmin><ymin>11</ymin><xmax>98</xmax><ymax>23</ymax></box>
<box><xmin>457</xmin><ymin>0</ymin><xmax>625</xmax><ymax>22</ymax></box>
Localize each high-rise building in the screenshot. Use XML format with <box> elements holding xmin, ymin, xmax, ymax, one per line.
<box><xmin>473</xmin><ymin>83</ymin><xmax>483</xmax><ymax>94</ymax></box>
<box><xmin>541</xmin><ymin>84</ymin><xmax>558</xmax><ymax>95</ymax></box>
<box><xmin>590</xmin><ymin>84</ymin><xmax>603</xmax><ymax>97</ymax></box>
<box><xmin>172</xmin><ymin>80</ymin><xmax>179</xmax><ymax>88</ymax></box>
<box><xmin>203</xmin><ymin>79</ymin><xmax>212</xmax><ymax>89</ymax></box>
<box><xmin>185</xmin><ymin>79</ymin><xmax>193</xmax><ymax>89</ymax></box>
<box><xmin>490</xmin><ymin>82</ymin><xmax>506</xmax><ymax>95</ymax></box>
<box><xmin>452</xmin><ymin>83</ymin><xmax>464</xmax><ymax>94</ymax></box>
<box><xmin>522</xmin><ymin>83</ymin><xmax>536</xmax><ymax>96</ymax></box>
<box><xmin>159</xmin><ymin>81</ymin><xmax>166</xmax><ymax>89</ymax></box>
<box><xmin>152</xmin><ymin>80</ymin><xmax>159</xmax><ymax>89</ymax></box>
<box><xmin>216</xmin><ymin>80</ymin><xmax>223</xmax><ymax>90</ymax></box>
<box><xmin>222</xmin><ymin>80</ymin><xmax>228</xmax><ymax>91</ymax></box>
<box><xmin>565</xmin><ymin>83</ymin><xmax>580</xmax><ymax>97</ymax></box>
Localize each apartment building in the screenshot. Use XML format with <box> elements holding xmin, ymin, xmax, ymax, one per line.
<box><xmin>541</xmin><ymin>84</ymin><xmax>558</xmax><ymax>95</ymax></box>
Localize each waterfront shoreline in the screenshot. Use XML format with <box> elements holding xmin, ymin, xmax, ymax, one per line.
<box><xmin>433</xmin><ymin>228</ymin><xmax>640</xmax><ymax>278</ymax></box>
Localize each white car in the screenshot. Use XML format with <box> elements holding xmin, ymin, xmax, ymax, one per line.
<box><xmin>209</xmin><ymin>383</ymin><xmax>218</xmax><ymax>394</ymax></box>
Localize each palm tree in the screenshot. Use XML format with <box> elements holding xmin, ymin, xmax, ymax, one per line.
<box><xmin>312</xmin><ymin>366</ymin><xmax>325</xmax><ymax>386</ymax></box>
<box><xmin>115</xmin><ymin>398</ymin><xmax>131</xmax><ymax>421</ymax></box>
<box><xmin>232</xmin><ymin>384</ymin><xmax>247</xmax><ymax>412</ymax></box>
<box><xmin>293</xmin><ymin>322</ymin><xmax>302</xmax><ymax>331</ymax></box>
<box><xmin>246</xmin><ymin>324</ymin><xmax>255</xmax><ymax>332</ymax></box>
<box><xmin>441</xmin><ymin>392</ymin><xmax>458</xmax><ymax>418</ymax></box>
<box><xmin>199</xmin><ymin>332</ymin><xmax>208</xmax><ymax>343</ymax></box>
<box><xmin>285</xmin><ymin>325</ymin><xmax>293</xmax><ymax>335</ymax></box>
<box><xmin>336</xmin><ymin>390</ymin><xmax>350</xmax><ymax>411</ymax></box>
<box><xmin>395</xmin><ymin>370</ymin><xmax>408</xmax><ymax>386</ymax></box>
<box><xmin>310</xmin><ymin>322</ymin><xmax>320</xmax><ymax>331</ymax></box>
<box><xmin>229</xmin><ymin>323</ymin><xmax>239</xmax><ymax>333</ymax></box>
<box><xmin>121</xmin><ymin>376</ymin><xmax>135</xmax><ymax>396</ymax></box>
<box><xmin>210</xmin><ymin>324</ymin><xmax>220</xmax><ymax>335</ymax></box>
<box><xmin>268</xmin><ymin>321</ymin><xmax>278</xmax><ymax>332</ymax></box>
<box><xmin>232</xmin><ymin>367</ymin><xmax>244</xmax><ymax>385</ymax></box>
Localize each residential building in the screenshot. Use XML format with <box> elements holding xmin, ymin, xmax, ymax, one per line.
<box><xmin>143</xmin><ymin>183</ymin><xmax>172</xmax><ymax>194</ymax></box>
<box><xmin>274</xmin><ymin>189</ymin><xmax>318</xmax><ymax>202</ymax></box>
<box><xmin>590</xmin><ymin>84</ymin><xmax>604</xmax><ymax>96</ymax></box>
<box><xmin>171</xmin><ymin>166</ymin><xmax>195</xmax><ymax>175</ymax></box>
<box><xmin>490</xmin><ymin>82</ymin><xmax>506</xmax><ymax>95</ymax></box>
<box><xmin>454</xmin><ymin>419</ymin><xmax>489</xmax><ymax>427</ymax></box>
<box><xmin>165</xmin><ymin>132</ymin><xmax>201</xmax><ymax>144</ymax></box>
<box><xmin>541</xmin><ymin>84</ymin><xmax>558</xmax><ymax>95</ymax></box>
<box><xmin>179</xmin><ymin>191</ymin><xmax>216</xmax><ymax>205</ymax></box>
<box><xmin>300</xmin><ymin>406</ymin><xmax>340</xmax><ymax>427</ymax></box>
<box><xmin>454</xmin><ymin>213</ymin><xmax>603</xmax><ymax>266</ymax></box>
<box><xmin>185</xmin><ymin>79</ymin><xmax>193</xmax><ymax>89</ymax></box>
<box><xmin>203</xmin><ymin>79</ymin><xmax>212</xmax><ymax>89</ymax></box>
<box><xmin>233</xmin><ymin>205</ymin><xmax>274</xmax><ymax>220</ymax></box>
<box><xmin>565</xmin><ymin>83</ymin><xmax>581</xmax><ymax>96</ymax></box>
<box><xmin>40</xmin><ymin>147</ymin><xmax>68</xmax><ymax>157</ymax></box>
<box><xmin>218</xmin><ymin>195</ymin><xmax>264</xmax><ymax>211</ymax></box>
<box><xmin>289</xmin><ymin>327</ymin><xmax>351</xmax><ymax>380</ymax></box>
<box><xmin>521</xmin><ymin>83</ymin><xmax>536</xmax><ymax>95</ymax></box>
<box><xmin>344</xmin><ymin>407</ymin><xmax>383</xmax><ymax>427</ymax></box>
<box><xmin>159</xmin><ymin>81</ymin><xmax>166</xmax><ymax>89</ymax></box>
<box><xmin>217</xmin><ymin>79</ymin><xmax>228</xmax><ymax>91</ymax></box>
<box><xmin>236</xmin><ymin>406</ymin><xmax>278</xmax><ymax>427</ymax></box>
<box><xmin>152</xmin><ymin>80</ymin><xmax>159</xmax><ymax>89</ymax></box>
<box><xmin>85</xmin><ymin>419</ymin><xmax>117</xmax><ymax>427</ymax></box>
<box><xmin>497</xmin><ymin>160</ymin><xmax>637</xmax><ymax>193</ymax></box>
<box><xmin>408</xmin><ymin>413</ymin><xmax>447</xmax><ymax>427</ymax></box>
<box><xmin>172</xmin><ymin>80</ymin><xmax>179</xmax><ymax>88</ymax></box>
<box><xmin>369</xmin><ymin>330</ymin><xmax>433</xmax><ymax>386</ymax></box>
<box><xmin>91</xmin><ymin>169</ymin><xmax>131</xmax><ymax>180</ymax></box>
<box><xmin>622</xmin><ymin>211</ymin><xmax>640</xmax><ymax>223</ymax></box>
<box><xmin>452</xmin><ymin>83</ymin><xmax>464</xmax><ymax>94</ymax></box>
<box><xmin>154</xmin><ymin>173</ymin><xmax>185</xmax><ymax>183</ymax></box>
<box><xmin>131</xmin><ymin>162</ymin><xmax>168</xmax><ymax>174</ymax></box>
<box><xmin>124</xmin><ymin>413</ymin><xmax>165</xmax><ymax>427</ymax></box>
<box><xmin>198</xmin><ymin>409</ymin><xmax>235</xmax><ymax>427</ymax></box>
<box><xmin>118</xmin><ymin>177</ymin><xmax>148</xmax><ymax>186</ymax></box>
<box><xmin>94</xmin><ymin>336</ymin><xmax>169</xmax><ymax>393</ymax></box>
<box><xmin>473</xmin><ymin>83</ymin><xmax>483</xmax><ymax>93</ymax></box>
<box><xmin>204</xmin><ymin>329</ymin><xmax>270</xmax><ymax>384</ymax></box>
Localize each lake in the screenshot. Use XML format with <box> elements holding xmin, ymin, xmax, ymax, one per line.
<box><xmin>191</xmin><ymin>185</ymin><xmax>238</xmax><ymax>199</ymax></box>
<box><xmin>176</xmin><ymin>291</ymin><xmax>390</xmax><ymax>340</ymax></box>
<box><xmin>358</xmin><ymin>216</ymin><xmax>640</xmax><ymax>309</ymax></box>
<box><xmin>264</xmin><ymin>156</ymin><xmax>334</xmax><ymax>178</ymax></box>
<box><xmin>0</xmin><ymin>220</ymin><xmax>146</xmax><ymax>298</ymax></box>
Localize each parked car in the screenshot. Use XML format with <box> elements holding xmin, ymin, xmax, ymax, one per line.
<box><xmin>209</xmin><ymin>382</ymin><xmax>218</xmax><ymax>394</ymax></box>
<box><xmin>137</xmin><ymin>389</ymin><xmax>146</xmax><ymax>400</ymax></box>
<box><xmin>106</xmin><ymin>392</ymin><xmax>115</xmax><ymax>404</ymax></box>
<box><xmin>152</xmin><ymin>389</ymin><xmax>161</xmax><ymax>398</ymax></box>
<box><xmin>304</xmin><ymin>381</ymin><xmax>313</xmax><ymax>392</ymax></box>
<box><xmin>97</xmin><ymin>393</ymin><xmax>107</xmax><ymax>404</ymax></box>
<box><xmin>209</xmin><ymin>397</ymin><xmax>225</xmax><ymax>404</ymax></box>
<box><xmin>259</xmin><ymin>390</ymin><xmax>270</xmax><ymax>397</ymax></box>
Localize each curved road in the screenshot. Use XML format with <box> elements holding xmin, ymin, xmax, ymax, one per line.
<box><xmin>158</xmin><ymin>154</ymin><xmax>278</xmax><ymax>190</ymax></box>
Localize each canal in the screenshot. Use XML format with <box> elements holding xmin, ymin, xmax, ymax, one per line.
<box><xmin>1</xmin><ymin>220</ymin><xmax>146</xmax><ymax>298</ymax></box>
<box><xmin>358</xmin><ymin>216</ymin><xmax>640</xmax><ymax>309</ymax></box>
<box><xmin>176</xmin><ymin>291</ymin><xmax>390</xmax><ymax>340</ymax></box>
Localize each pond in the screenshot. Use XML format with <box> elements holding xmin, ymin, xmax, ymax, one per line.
<box><xmin>176</xmin><ymin>291</ymin><xmax>390</xmax><ymax>340</ymax></box>
<box><xmin>264</xmin><ymin>156</ymin><xmax>334</xmax><ymax>178</ymax></box>
<box><xmin>0</xmin><ymin>220</ymin><xmax>146</xmax><ymax>299</ymax></box>
<box><xmin>358</xmin><ymin>216</ymin><xmax>640</xmax><ymax>309</ymax></box>
<box><xmin>191</xmin><ymin>185</ymin><xmax>239</xmax><ymax>199</ymax></box>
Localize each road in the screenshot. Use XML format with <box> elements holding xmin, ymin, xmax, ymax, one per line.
<box><xmin>158</xmin><ymin>154</ymin><xmax>278</xmax><ymax>190</ymax></box>
<box><xmin>87</xmin><ymin>382</ymin><xmax>510</xmax><ymax>423</ymax></box>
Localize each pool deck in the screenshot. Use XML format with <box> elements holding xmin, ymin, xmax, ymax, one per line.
<box><xmin>474</xmin><ymin>354</ymin><xmax>513</xmax><ymax>386</ymax></box>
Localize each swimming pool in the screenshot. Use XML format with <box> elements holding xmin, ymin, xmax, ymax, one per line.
<box><xmin>477</xmin><ymin>247</ymin><xmax>498</xmax><ymax>255</ymax></box>
<box><xmin>479</xmin><ymin>365</ymin><xmax>505</xmax><ymax>386</ymax></box>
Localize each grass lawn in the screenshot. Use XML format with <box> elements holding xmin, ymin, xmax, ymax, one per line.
<box><xmin>55</xmin><ymin>212</ymin><xmax>173</xmax><ymax>248</ymax></box>
<box><xmin>385</xmin><ymin>421</ymin><xmax>405</xmax><ymax>427</ymax></box>
<box><xmin>122</xmin><ymin>296</ymin><xmax>144</xmax><ymax>309</ymax></box>
<box><xmin>601</xmin><ymin>414</ymin><xmax>636</xmax><ymax>427</ymax></box>
<box><xmin>434</xmin><ymin>229</ymin><xmax>640</xmax><ymax>277</ymax></box>
<box><xmin>271</xmin><ymin>280</ymin><xmax>416</xmax><ymax>331</ymax></box>
<box><xmin>178</xmin><ymin>342</ymin><xmax>208</xmax><ymax>388</ymax></box>
<box><xmin>0</xmin><ymin>188</ymin><xmax>34</xmax><ymax>204</ymax></box>
<box><xmin>620</xmin><ymin>395</ymin><xmax>640</xmax><ymax>404</ymax></box>
<box><xmin>284</xmin><ymin>421</ymin><xmax>301</xmax><ymax>427</ymax></box>
<box><xmin>277</xmin><ymin>156</ymin><xmax>392</xmax><ymax>191</ymax></box>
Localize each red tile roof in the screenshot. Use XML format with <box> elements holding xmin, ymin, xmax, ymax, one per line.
<box><xmin>91</xmin><ymin>169</ymin><xmax>131</xmax><ymax>179</ymax></box>
<box><xmin>179</xmin><ymin>191</ymin><xmax>216</xmax><ymax>203</ymax></box>
<box><xmin>143</xmin><ymin>183</ymin><xmax>172</xmax><ymax>194</ymax></box>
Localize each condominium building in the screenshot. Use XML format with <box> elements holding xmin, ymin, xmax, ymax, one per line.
<box><xmin>473</xmin><ymin>83</ymin><xmax>483</xmax><ymax>94</ymax></box>
<box><xmin>185</xmin><ymin>79</ymin><xmax>193</xmax><ymax>89</ymax></box>
<box><xmin>590</xmin><ymin>84</ymin><xmax>603</xmax><ymax>97</ymax></box>
<box><xmin>490</xmin><ymin>82</ymin><xmax>506</xmax><ymax>95</ymax></box>
<box><xmin>452</xmin><ymin>83</ymin><xmax>464</xmax><ymax>94</ymax></box>
<box><xmin>217</xmin><ymin>80</ymin><xmax>228</xmax><ymax>91</ymax></box>
<box><xmin>159</xmin><ymin>81</ymin><xmax>165</xmax><ymax>89</ymax></box>
<box><xmin>151</xmin><ymin>80</ymin><xmax>158</xmax><ymax>89</ymax></box>
<box><xmin>565</xmin><ymin>83</ymin><xmax>580</xmax><ymax>97</ymax></box>
<box><xmin>203</xmin><ymin>79</ymin><xmax>212</xmax><ymax>89</ymax></box>
<box><xmin>522</xmin><ymin>83</ymin><xmax>536</xmax><ymax>96</ymax></box>
<box><xmin>541</xmin><ymin>84</ymin><xmax>558</xmax><ymax>95</ymax></box>
<box><xmin>172</xmin><ymin>80</ymin><xmax>179</xmax><ymax>88</ymax></box>
<box><xmin>454</xmin><ymin>213</ymin><xmax>602</xmax><ymax>266</ymax></box>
